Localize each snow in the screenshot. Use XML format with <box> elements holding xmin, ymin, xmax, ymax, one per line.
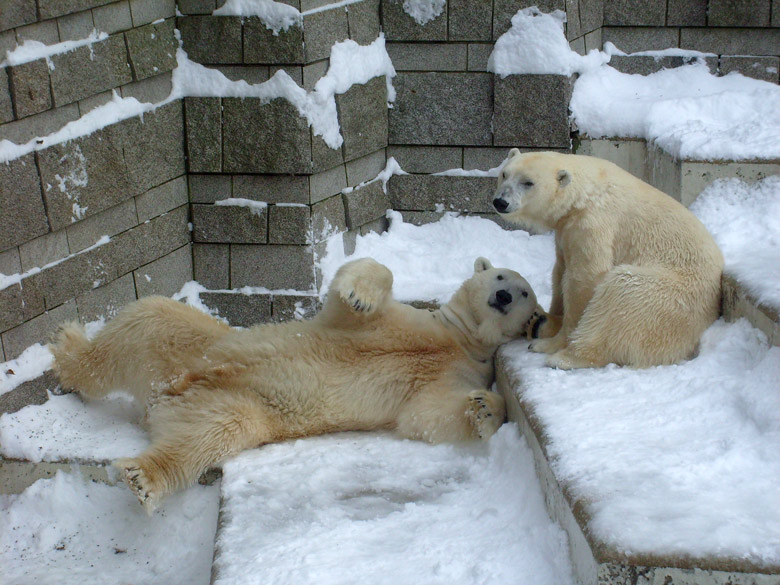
<box><xmin>213</xmin><ymin>0</ymin><xmax>302</xmax><ymax>34</ymax></box>
<box><xmin>0</xmin><ymin>344</ymin><xmax>53</xmax><ymax>397</ymax></box>
<box><xmin>213</xmin><ymin>197</ymin><xmax>269</xmax><ymax>216</ymax></box>
<box><xmin>1</xmin><ymin>31</ymin><xmax>108</xmax><ymax>67</ymax></box>
<box><xmin>691</xmin><ymin>177</ymin><xmax>780</xmax><ymax>309</ymax></box>
<box><xmin>401</xmin><ymin>0</ymin><xmax>446</xmax><ymax>25</ymax></box>
<box><xmin>214</xmin><ymin>426</ymin><xmax>574</xmax><ymax>585</ymax></box>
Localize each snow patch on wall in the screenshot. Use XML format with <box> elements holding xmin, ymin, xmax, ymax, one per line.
<box><xmin>213</xmin><ymin>0</ymin><xmax>302</xmax><ymax>34</ymax></box>
<box><xmin>402</xmin><ymin>0</ymin><xmax>446</xmax><ymax>25</ymax></box>
<box><xmin>1</xmin><ymin>30</ymin><xmax>108</xmax><ymax>67</ymax></box>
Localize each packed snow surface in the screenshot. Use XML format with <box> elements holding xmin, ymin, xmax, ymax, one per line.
<box><xmin>402</xmin><ymin>0</ymin><xmax>446</xmax><ymax>25</ymax></box>
<box><xmin>1</xmin><ymin>30</ymin><xmax>108</xmax><ymax>67</ymax></box>
<box><xmin>213</xmin><ymin>0</ymin><xmax>302</xmax><ymax>32</ymax></box>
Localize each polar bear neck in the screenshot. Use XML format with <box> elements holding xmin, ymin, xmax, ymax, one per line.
<box><xmin>435</xmin><ymin>304</ymin><xmax>496</xmax><ymax>363</ymax></box>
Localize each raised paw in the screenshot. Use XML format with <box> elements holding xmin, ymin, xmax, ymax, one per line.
<box><xmin>466</xmin><ymin>390</ymin><xmax>506</xmax><ymax>440</ymax></box>
<box><xmin>115</xmin><ymin>458</ymin><xmax>161</xmax><ymax>515</ymax></box>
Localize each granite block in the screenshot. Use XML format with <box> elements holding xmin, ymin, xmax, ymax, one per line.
<box><xmin>192</xmin><ymin>203</ymin><xmax>268</xmax><ymax>244</ymax></box>
<box><xmin>448</xmin><ymin>0</ymin><xmax>491</xmax><ymax>41</ymax></box>
<box><xmin>309</xmin><ymin>164</ymin><xmax>347</xmax><ymax>203</ymax></box>
<box><xmin>0</xmin><ymin>104</ymin><xmax>80</xmax><ymax>146</ymax></box>
<box><xmin>386</xmin><ymin>146</ymin><xmax>461</xmax><ymax>173</ymax></box>
<box><xmin>178</xmin><ymin>15</ymin><xmax>242</xmax><ymax>64</ymax></box>
<box><xmin>133</xmin><ymin>244</ymin><xmax>192</xmax><ymax>298</ymax></box>
<box><xmin>464</xmin><ymin>147</ymin><xmax>512</xmax><ymax>170</ymax></box>
<box><xmin>120</xmin><ymin>71</ymin><xmax>174</xmax><ymax>104</ymax></box>
<box><xmin>57</xmin><ymin>10</ymin><xmax>95</xmax><ymax>42</ymax></box>
<box><xmin>38</xmin><ymin>244</ymin><xmax>118</xmax><ymax>309</ymax></box>
<box><xmin>708</xmin><ymin>0</ymin><xmax>770</xmax><ymax>27</ymax></box>
<box><xmin>193</xmin><ymin>243</ymin><xmax>230</xmax><ymax>290</ymax></box>
<box><xmin>232</xmin><ymin>174</ymin><xmax>310</xmax><ymax>205</ymax></box>
<box><xmin>493</xmin><ymin>0</ymin><xmax>565</xmax><ymax>38</ymax></box>
<box><xmin>178</xmin><ymin>0</ymin><xmax>217</xmax><ymax>14</ymax></box>
<box><xmin>388</xmin><ymin>72</ymin><xmax>493</xmax><ymax>146</ymax></box>
<box><xmin>466</xmin><ymin>43</ymin><xmax>493</xmax><ymax>71</ymax></box>
<box><xmin>271</xmin><ymin>294</ymin><xmax>319</xmax><ymax>322</ymax></box>
<box><xmin>230</xmin><ymin>244</ymin><xmax>315</xmax><ymax>291</ymax></box>
<box><xmin>0</xmin><ymin>247</ymin><xmax>21</xmax><ymax>276</ymax></box>
<box><xmin>1</xmin><ymin>300</ymin><xmax>77</xmax><ymax>359</ymax></box>
<box><xmin>19</xmin><ymin>230</ymin><xmax>69</xmax><ymax>272</ymax></box>
<box><xmin>347</xmin><ymin>0</ymin><xmax>380</xmax><ymax>45</ymax></box>
<box><xmin>15</xmin><ymin>20</ymin><xmax>59</xmax><ymax>45</ymax></box>
<box><xmin>602</xmin><ymin>27</ymin><xmax>680</xmax><ymax>53</ymax></box>
<box><xmin>386</xmin><ymin>42</ymin><xmax>467</xmax><ymax>71</ymax></box>
<box><xmin>336</xmin><ymin>75</ymin><xmax>388</xmax><ymax>161</ymax></box>
<box><xmin>388</xmin><ymin>174</ymin><xmax>495</xmax><ymax>212</ymax></box>
<box><xmin>0</xmin><ymin>0</ymin><xmax>36</xmax><ymax>31</ymax></box>
<box><xmin>38</xmin><ymin>0</ymin><xmax>114</xmax><ymax>20</ymax></box>
<box><xmin>189</xmin><ymin>174</ymin><xmax>232</xmax><ymax>204</ymax></box>
<box><xmin>75</xmin><ymin>272</ymin><xmax>137</xmax><ymax>322</ymax></box>
<box><xmin>215</xmin><ymin>65</ymin><xmax>271</xmax><ymax>84</ymax></box>
<box><xmin>603</xmin><ymin>0</ymin><xmax>666</xmax><ymax>26</ymax></box>
<box><xmin>92</xmin><ymin>1</ymin><xmax>134</xmax><ymax>34</ymax></box>
<box><xmin>8</xmin><ymin>60</ymin><xmax>53</xmax><ymax>119</ymax></box>
<box><xmin>269</xmin><ymin>204</ymin><xmax>311</xmax><ymax>244</ymax></box>
<box><xmin>342</xmin><ymin>180</ymin><xmax>389</xmax><ymax>229</ymax></box>
<box><xmin>345</xmin><ymin>149</ymin><xmax>386</xmax><ymax>186</ymax></box>
<box><xmin>0</xmin><ymin>280</ymin><xmax>45</xmax><ymax>333</ymax></box>
<box><xmin>243</xmin><ymin>17</ymin><xmax>304</xmax><ymax>64</ymax></box>
<box><xmin>125</xmin><ymin>18</ymin><xmax>178</xmax><ymax>81</ymax></box>
<box><xmin>720</xmin><ymin>56</ymin><xmax>780</xmax><ymax>83</ymax></box>
<box><xmin>680</xmin><ymin>28</ymin><xmax>780</xmax><ymax>55</ymax></box>
<box><xmin>564</xmin><ymin>0</ymin><xmax>581</xmax><ymax>39</ymax></box>
<box><xmin>578</xmin><ymin>0</ymin><xmax>604</xmax><ymax>34</ymax></box>
<box><xmin>0</xmin><ymin>154</ymin><xmax>50</xmax><ymax>252</ymax></box>
<box><xmin>129</xmin><ymin>0</ymin><xmax>176</xmax><ymax>27</ymax></box>
<box><xmin>311</xmin><ymin>194</ymin><xmax>347</xmax><ymax>241</ymax></box>
<box><xmin>199</xmin><ymin>291</ymin><xmax>272</xmax><ymax>327</ymax></box>
<box><xmin>78</xmin><ymin>91</ymin><xmax>113</xmax><ymax>116</ymax></box>
<box><xmin>381</xmin><ymin>0</ymin><xmax>446</xmax><ymax>41</ymax></box>
<box><xmin>303</xmin><ymin>60</ymin><xmax>329</xmax><ymax>91</ymax></box>
<box><xmin>311</xmin><ymin>131</ymin><xmax>344</xmax><ymax>174</ymax></box>
<box><xmin>0</xmin><ymin>370</ymin><xmax>58</xmax><ymax>415</ymax></box>
<box><xmin>185</xmin><ymin>97</ymin><xmax>222</xmax><ymax>173</ymax></box>
<box><xmin>667</xmin><ymin>0</ymin><xmax>706</xmax><ymax>26</ymax></box>
<box><xmin>304</xmin><ymin>6</ymin><xmax>349</xmax><ymax>62</ymax></box>
<box><xmin>66</xmin><ymin>198</ymin><xmax>138</xmax><ymax>253</ymax></box>
<box><xmin>135</xmin><ymin>175</ymin><xmax>188</xmax><ymax>221</ymax></box>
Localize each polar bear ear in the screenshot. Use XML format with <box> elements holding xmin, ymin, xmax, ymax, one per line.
<box><xmin>507</xmin><ymin>148</ymin><xmax>521</xmax><ymax>159</ymax></box>
<box><xmin>474</xmin><ymin>257</ymin><xmax>494</xmax><ymax>273</ymax></box>
<box><xmin>557</xmin><ymin>169</ymin><xmax>571</xmax><ymax>187</ymax></box>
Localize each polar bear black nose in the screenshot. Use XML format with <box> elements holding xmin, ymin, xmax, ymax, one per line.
<box><xmin>493</xmin><ymin>198</ymin><xmax>509</xmax><ymax>213</ymax></box>
<box><xmin>496</xmin><ymin>290</ymin><xmax>512</xmax><ymax>306</ymax></box>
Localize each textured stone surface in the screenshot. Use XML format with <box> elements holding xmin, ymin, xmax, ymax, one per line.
<box><xmin>0</xmin><ymin>370</ymin><xmax>58</xmax><ymax>415</ymax></box>
<box><xmin>304</xmin><ymin>7</ymin><xmax>349</xmax><ymax>63</ymax></box>
<box><xmin>193</xmin><ymin>243</ymin><xmax>230</xmax><ymax>290</ymax></box>
<box><xmin>8</xmin><ymin>60</ymin><xmax>52</xmax><ymax>118</ymax></box>
<box><xmin>223</xmin><ymin>98</ymin><xmax>312</xmax><ymax>173</ymax></box>
<box><xmin>37</xmin><ymin>125</ymin><xmax>134</xmax><ymax>231</ymax></box>
<box><xmin>311</xmin><ymin>131</ymin><xmax>344</xmax><ymax>174</ymax></box>
<box><xmin>269</xmin><ymin>205</ymin><xmax>311</xmax><ymax>245</ymax></box>
<box><xmin>57</xmin><ymin>10</ymin><xmax>96</xmax><ymax>42</ymax></box>
<box><xmin>92</xmin><ymin>1</ymin><xmax>134</xmax><ymax>34</ymax></box>
<box><xmin>233</xmin><ymin>174</ymin><xmax>310</xmax><ymax>204</ymax></box>
<box><xmin>603</xmin><ymin>0</ymin><xmax>666</xmax><ymax>26</ymax></box>
<box><xmin>720</xmin><ymin>56</ymin><xmax>780</xmax><ymax>83</ymax></box>
<box><xmin>75</xmin><ymin>273</ymin><xmax>137</xmax><ymax>323</ymax></box>
<box><xmin>387</xmin><ymin>43</ymin><xmax>467</xmax><ymax>71</ymax></box>
<box><xmin>342</xmin><ymin>180</ymin><xmax>389</xmax><ymax>229</ymax></box>
<box><xmin>466</xmin><ymin>43</ymin><xmax>493</xmax><ymax>71</ymax></box>
<box><xmin>15</xmin><ymin>20</ymin><xmax>59</xmax><ymax>45</ymax></box>
<box><xmin>311</xmin><ymin>195</ymin><xmax>347</xmax><ymax>241</ymax></box>
<box><xmin>309</xmin><ymin>164</ymin><xmax>347</xmax><ymax>204</ymax></box>
<box><xmin>0</xmin><ymin>104</ymin><xmax>80</xmax><ymax>145</ymax></box>
<box><xmin>609</xmin><ymin>55</ymin><xmax>717</xmax><ymax>76</ymax></box>
<box><xmin>387</xmin><ymin>145</ymin><xmax>461</xmax><ymax>173</ymax></box>
<box><xmin>602</xmin><ymin>27</ymin><xmax>680</xmax><ymax>53</ymax></box>
<box><xmin>231</xmin><ymin>245</ymin><xmax>315</xmax><ymax>291</ymax></box>
<box><xmin>0</xmin><ymin>68</ymin><xmax>12</xmax><ymax>124</ymax></box>
<box><xmin>347</xmin><ymin>0</ymin><xmax>380</xmax><ymax>45</ymax></box>
<box><xmin>1</xmin><ymin>302</ymin><xmax>78</xmax><ymax>360</ymax></box>
<box><xmin>0</xmin><ymin>0</ymin><xmax>36</xmax><ymax>31</ymax></box>
<box><xmin>135</xmin><ymin>175</ymin><xmax>188</xmax><ymax>221</ymax></box>
<box><xmin>134</xmin><ymin>244</ymin><xmax>192</xmax><ymax>298</ymax></box>
<box><xmin>388</xmin><ymin>174</ymin><xmax>494</xmax><ymax>212</ymax></box>
<box><xmin>667</xmin><ymin>0</ymin><xmax>706</xmax><ymax>26</ymax></box>
<box><xmin>121</xmin><ymin>71</ymin><xmax>174</xmax><ymax>104</ymax></box>
<box><xmin>680</xmin><ymin>28</ymin><xmax>780</xmax><ymax>56</ymax></box>
<box><xmin>336</xmin><ymin>76</ymin><xmax>388</xmax><ymax>162</ymax></box>
<box><xmin>192</xmin><ymin>204</ymin><xmax>268</xmax><ymax>244</ymax></box>
<box><xmin>381</xmin><ymin>0</ymin><xmax>446</xmax><ymax>41</ymax></box>
<box><xmin>0</xmin><ymin>247</ymin><xmax>21</xmax><ymax>277</ymax></box>
<box><xmin>216</xmin><ymin>66</ymin><xmax>271</xmax><ymax>85</ymax></box>
<box><xmin>178</xmin><ymin>15</ymin><xmax>242</xmax><ymax>64</ymax></box>
<box><xmin>129</xmin><ymin>0</ymin><xmax>176</xmax><ymax>27</ymax></box>
<box><xmin>448</xmin><ymin>0</ymin><xmax>491</xmax><ymax>40</ymax></box>
<box><xmin>345</xmin><ymin>149</ymin><xmax>386</xmax><ymax>186</ymax></box>
<box><xmin>389</xmin><ymin>72</ymin><xmax>493</xmax><ymax>146</ymax></box>
<box><xmin>493</xmin><ymin>0</ymin><xmax>565</xmax><ymax>38</ymax></box>
<box><xmin>38</xmin><ymin>244</ymin><xmax>117</xmax><ymax>309</ymax></box>
<box><xmin>493</xmin><ymin>74</ymin><xmax>573</xmax><ymax>148</ymax></box>
<box><xmin>200</xmin><ymin>292</ymin><xmax>272</xmax><ymax>327</ymax></box>
<box><xmin>189</xmin><ymin>174</ymin><xmax>231</xmax><ymax>204</ymax></box>
<box><xmin>125</xmin><ymin>19</ymin><xmax>178</xmax><ymax>81</ymax></box>
<box><xmin>66</xmin><ymin>199</ymin><xmax>138</xmax><ymax>253</ymax></box>
<box><xmin>19</xmin><ymin>231</ymin><xmax>69</xmax><ymax>272</ymax></box>
<box><xmin>38</xmin><ymin>0</ymin><xmax>114</xmax><ymax>19</ymax></box>
<box><xmin>578</xmin><ymin>0</ymin><xmax>604</xmax><ymax>34</ymax></box>
<box><xmin>185</xmin><ymin>97</ymin><xmax>222</xmax><ymax>173</ymax></box>
<box><xmin>708</xmin><ymin>0</ymin><xmax>771</xmax><ymax>27</ymax></box>
<box><xmin>243</xmin><ymin>17</ymin><xmax>304</xmax><ymax>64</ymax></box>
<box><xmin>0</xmin><ymin>154</ymin><xmax>50</xmax><ymax>253</ymax></box>
<box><xmin>464</xmin><ymin>147</ymin><xmax>514</xmax><ymax>170</ymax></box>
<box><xmin>271</xmin><ymin>294</ymin><xmax>320</xmax><ymax>322</ymax></box>
<box><xmin>178</xmin><ymin>0</ymin><xmax>217</xmax><ymax>14</ymax></box>
<box><xmin>0</xmin><ymin>277</ymin><xmax>45</xmax><ymax>333</ymax></box>
<box><xmin>49</xmin><ymin>34</ymin><xmax>133</xmax><ymax>107</ymax></box>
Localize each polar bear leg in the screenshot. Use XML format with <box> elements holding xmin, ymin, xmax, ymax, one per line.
<box><xmin>396</xmin><ymin>387</ymin><xmax>506</xmax><ymax>443</ymax></box>
<box><xmin>319</xmin><ymin>258</ymin><xmax>394</xmax><ymax>325</ymax></box>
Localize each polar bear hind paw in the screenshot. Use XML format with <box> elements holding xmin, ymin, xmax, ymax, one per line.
<box><xmin>115</xmin><ymin>458</ymin><xmax>161</xmax><ymax>515</ymax></box>
<box><xmin>338</xmin><ymin>278</ymin><xmax>388</xmax><ymax>315</ymax></box>
<box><xmin>466</xmin><ymin>390</ymin><xmax>505</xmax><ymax>439</ymax></box>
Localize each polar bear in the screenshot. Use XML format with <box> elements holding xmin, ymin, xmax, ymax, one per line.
<box><xmin>51</xmin><ymin>257</ymin><xmax>539</xmax><ymax>512</ymax></box>
<box><xmin>492</xmin><ymin>149</ymin><xmax>723</xmax><ymax>369</ymax></box>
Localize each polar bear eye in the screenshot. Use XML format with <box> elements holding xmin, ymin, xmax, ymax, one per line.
<box><xmin>523</xmin><ymin>180</ymin><xmax>534</xmax><ymax>187</ymax></box>
<box><xmin>501</xmin><ymin>171</ymin><xmax>508</xmax><ymax>180</ymax></box>
<box><xmin>496</xmin><ymin>275</ymin><xmax>504</xmax><ymax>280</ymax></box>
<box><xmin>521</xmin><ymin>291</ymin><xmax>528</xmax><ymax>298</ymax></box>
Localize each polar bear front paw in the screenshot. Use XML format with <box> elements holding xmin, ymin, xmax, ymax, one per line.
<box><xmin>115</xmin><ymin>458</ymin><xmax>161</xmax><ymax>515</ymax></box>
<box><xmin>466</xmin><ymin>390</ymin><xmax>506</xmax><ymax>439</ymax></box>
<box><xmin>529</xmin><ymin>333</ymin><xmax>567</xmax><ymax>354</ymax></box>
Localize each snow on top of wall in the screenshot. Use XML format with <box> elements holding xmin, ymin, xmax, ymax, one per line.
<box><xmin>213</xmin><ymin>0</ymin><xmax>302</xmax><ymax>33</ymax></box>
<box><xmin>604</xmin><ymin>43</ymin><xmax>716</xmax><ymax>59</ymax></box>
<box><xmin>488</xmin><ymin>7</ymin><xmax>608</xmax><ymax>76</ymax></box>
<box><xmin>402</xmin><ymin>0</ymin><xmax>446</xmax><ymax>25</ymax></box>
<box><xmin>691</xmin><ymin>176</ymin><xmax>780</xmax><ymax>309</ymax></box>
<box><xmin>0</xmin><ymin>30</ymin><xmax>108</xmax><ymax>68</ymax></box>
<box><xmin>213</xmin><ymin>198</ymin><xmax>269</xmax><ymax>216</ymax></box>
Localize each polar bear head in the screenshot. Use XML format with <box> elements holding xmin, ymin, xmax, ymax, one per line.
<box><xmin>448</xmin><ymin>257</ymin><xmax>538</xmax><ymax>348</ymax></box>
<box><xmin>492</xmin><ymin>149</ymin><xmax>578</xmax><ymax>232</ymax></box>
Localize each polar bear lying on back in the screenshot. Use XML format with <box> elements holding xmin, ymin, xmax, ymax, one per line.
<box><xmin>493</xmin><ymin>149</ymin><xmax>723</xmax><ymax>369</ymax></box>
<box><xmin>51</xmin><ymin>257</ymin><xmax>539</xmax><ymax>512</ymax></box>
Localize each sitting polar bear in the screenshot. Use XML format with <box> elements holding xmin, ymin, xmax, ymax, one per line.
<box><xmin>493</xmin><ymin>149</ymin><xmax>723</xmax><ymax>369</ymax></box>
<box><xmin>51</xmin><ymin>257</ymin><xmax>539</xmax><ymax>512</ymax></box>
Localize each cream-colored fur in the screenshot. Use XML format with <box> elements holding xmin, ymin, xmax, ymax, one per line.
<box><xmin>493</xmin><ymin>150</ymin><xmax>724</xmax><ymax>369</ymax></box>
<box><xmin>50</xmin><ymin>257</ymin><xmax>538</xmax><ymax>512</ymax></box>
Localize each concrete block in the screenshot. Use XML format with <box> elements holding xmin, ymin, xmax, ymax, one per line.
<box><xmin>135</xmin><ymin>175</ymin><xmax>188</xmax><ymax>221</ymax></box>
<box><xmin>192</xmin><ymin>203</ymin><xmax>268</xmax><ymax>244</ymax></box>
<box><xmin>189</xmin><ymin>174</ymin><xmax>232</xmax><ymax>204</ymax></box>
<box><xmin>19</xmin><ymin>230</ymin><xmax>69</xmax><ymax>272</ymax></box>
<box><xmin>215</xmin><ymin>65</ymin><xmax>271</xmax><ymax>84</ymax></box>
<box><xmin>231</xmin><ymin>244</ymin><xmax>316</xmax><ymax>291</ymax></box>
<box><xmin>576</xmin><ymin>138</ymin><xmax>648</xmax><ymax>182</ymax></box>
<box><xmin>680</xmin><ymin>27</ymin><xmax>780</xmax><ymax>57</ymax></box>
<box><xmin>38</xmin><ymin>0</ymin><xmax>114</xmax><ymax>20</ymax></box>
<box><xmin>584</xmin><ymin>28</ymin><xmax>602</xmax><ymax>53</ymax></box>
<box><xmin>50</xmin><ymin>34</ymin><xmax>133</xmax><ymax>107</ymax></box>
<box><xmin>0</xmin><ymin>0</ymin><xmax>36</xmax><ymax>31</ymax></box>
<box><xmin>125</xmin><ymin>19</ymin><xmax>178</xmax><ymax>81</ymax></box>
<box><xmin>122</xmin><ymin>101</ymin><xmax>186</xmax><ymax>193</ymax></box>
<box><xmin>303</xmin><ymin>60</ymin><xmax>329</xmax><ymax>91</ymax></box>
<box><xmin>493</xmin><ymin>0</ymin><xmax>564</xmax><ymax>38</ymax></box>
<box><xmin>448</xmin><ymin>0</ymin><xmax>491</xmax><ymax>41</ymax></box>
<box><xmin>232</xmin><ymin>174</ymin><xmax>310</xmax><ymax>204</ymax></box>
<box><xmin>223</xmin><ymin>97</ymin><xmax>312</xmax><ymax>173</ymax></box>
<box><xmin>720</xmin><ymin>56</ymin><xmax>780</xmax><ymax>83</ymax></box>
<box><xmin>311</xmin><ymin>130</ymin><xmax>344</xmax><ymax>174</ymax></box>
<box><xmin>8</xmin><ymin>60</ymin><xmax>53</xmax><ymax>119</ymax></box>
<box><xmin>271</xmin><ymin>294</ymin><xmax>319</xmax><ymax>322</ymax></box>
<box><xmin>0</xmin><ymin>271</ymin><xmax>46</xmax><ymax>328</ymax></box>
<box><xmin>346</xmin><ymin>0</ymin><xmax>380</xmax><ymax>45</ymax></box>
<box><xmin>0</xmin><ymin>154</ymin><xmax>50</xmax><ymax>253</ymax></box>
<box><xmin>464</xmin><ymin>147</ymin><xmax>511</xmax><ymax>171</ymax></box>
<box><xmin>309</xmin><ymin>164</ymin><xmax>347</xmax><ymax>203</ymax></box>
<box><xmin>78</xmin><ymin>91</ymin><xmax>113</xmax><ymax>116</ymax></box>
<box><xmin>0</xmin><ymin>103</ymin><xmax>80</xmax><ymax>145</ymax></box>
<box><xmin>603</xmin><ymin>0</ymin><xmax>665</xmax><ymax>26</ymax></box>
<box><xmin>92</xmin><ymin>1</ymin><xmax>134</xmax><ymax>34</ymax></box>
<box><xmin>0</xmin><ymin>370</ymin><xmax>59</xmax><ymax>415</ymax></box>
<box><xmin>336</xmin><ymin>75</ymin><xmax>388</xmax><ymax>162</ymax></box>
<box><xmin>312</xmin><ymin>195</ymin><xmax>347</xmax><ymax>241</ymax></box>
<box><xmin>1</xmin><ymin>301</ymin><xmax>78</xmax><ymax>360</ymax></box>
<box><xmin>389</xmin><ymin>72</ymin><xmax>493</xmax><ymax>146</ymax></box>
<box><xmin>708</xmin><ymin>0</ymin><xmax>770</xmax><ymax>27</ymax></box>
<box><xmin>723</xmin><ymin>274</ymin><xmax>780</xmax><ymax>347</ymax></box>
<box><xmin>107</xmin><ymin>204</ymin><xmax>189</xmax><ymax>276</ymax></box>
<box><xmin>386</xmin><ymin>42</ymin><xmax>467</xmax><ymax>71</ymax></box>
<box><xmin>134</xmin><ymin>244</ymin><xmax>192</xmax><ymax>298</ymax></box>
<box><xmin>129</xmin><ymin>0</ymin><xmax>176</xmax><ymax>26</ymax></box>
<box><xmin>381</xmin><ymin>0</ymin><xmax>446</xmax><ymax>41</ymax></box>
<box><xmin>775</xmin><ymin>0</ymin><xmax>780</xmax><ymax>27</ymax></box>
<box><xmin>467</xmin><ymin>43</ymin><xmax>493</xmax><ymax>71</ymax></box>
<box><xmin>346</xmin><ymin>149</ymin><xmax>386</xmax><ymax>186</ymax></box>
<box><xmin>609</xmin><ymin>54</ymin><xmax>717</xmax><ymax>76</ymax></box>
<box><xmin>121</xmin><ymin>71</ymin><xmax>174</xmax><ymax>104</ymax></box>
<box><xmin>388</xmin><ymin>174</ymin><xmax>494</xmax><ymax>212</ymax></box>
<box><xmin>570</xmin><ymin>36</ymin><xmax>586</xmax><ymax>56</ymax></box>
<box><xmin>178</xmin><ymin>15</ymin><xmax>243</xmax><ymax>64</ymax></box>
<box><xmin>185</xmin><ymin>97</ymin><xmax>222</xmax><ymax>173</ymax></box>
<box><xmin>493</xmin><ymin>74</ymin><xmax>573</xmax><ymax>148</ymax></box>
<box><xmin>66</xmin><ymin>198</ymin><xmax>138</xmax><ymax>253</ymax></box>
<box><xmin>342</xmin><ymin>180</ymin><xmax>388</xmax><ymax>230</ymax></box>
<box><xmin>0</xmin><ymin>247</ymin><xmax>21</xmax><ymax>277</ymax></box>
<box><xmin>178</xmin><ymin>0</ymin><xmax>217</xmax><ymax>14</ymax></box>
<box><xmin>602</xmin><ymin>27</ymin><xmax>680</xmax><ymax>53</ymax></box>
<box><xmin>270</xmin><ymin>65</ymin><xmax>303</xmax><ymax>84</ymax></box>
<box><xmin>76</xmin><ymin>272</ymin><xmax>137</xmax><ymax>322</ymax></box>
<box><xmin>269</xmin><ymin>204</ymin><xmax>311</xmax><ymax>244</ymax></box>
<box><xmin>15</xmin><ymin>20</ymin><xmax>60</xmax><ymax>45</ymax></box>
<box><xmin>0</xmin><ymin>30</ymin><xmax>16</xmax><ymax>59</ymax></box>
<box><xmin>578</xmin><ymin>0</ymin><xmax>603</xmax><ymax>34</ymax></box>
<box><xmin>199</xmin><ymin>291</ymin><xmax>272</xmax><ymax>327</ymax></box>
<box><xmin>358</xmin><ymin>216</ymin><xmax>388</xmax><ymax>235</ymax></box>
<box><xmin>564</xmin><ymin>0</ymin><xmax>581</xmax><ymax>40</ymax></box>
<box><xmin>37</xmin><ymin>124</ymin><xmax>133</xmax><ymax>231</ymax></box>
<box><xmin>193</xmin><ymin>244</ymin><xmax>230</xmax><ymax>290</ymax></box>
<box><xmin>57</xmin><ymin>10</ymin><xmax>95</xmax><ymax>42</ymax></box>
<box><xmin>38</xmin><ymin>243</ymin><xmax>118</xmax><ymax>309</ymax></box>
<box><xmin>386</xmin><ymin>145</ymin><xmax>461</xmax><ymax>173</ymax></box>
<box><xmin>303</xmin><ymin>7</ymin><xmax>349</xmax><ymax>63</ymax></box>
<box><xmin>667</xmin><ymin>0</ymin><xmax>706</xmax><ymax>26</ymax></box>
<box><xmin>243</xmin><ymin>17</ymin><xmax>304</xmax><ymax>64</ymax></box>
